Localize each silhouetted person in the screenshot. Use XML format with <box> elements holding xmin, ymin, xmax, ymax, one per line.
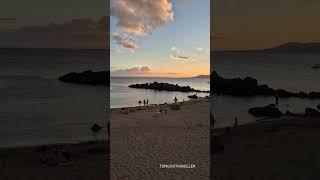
<box><xmin>143</xmin><ymin>99</ymin><xmax>146</xmax><ymax>106</ymax></box>
<box><xmin>147</xmin><ymin>98</ymin><xmax>149</xmax><ymax>105</ymax></box>
<box><xmin>275</xmin><ymin>95</ymin><xmax>279</xmax><ymax>105</ymax></box>
<box><xmin>174</xmin><ymin>97</ymin><xmax>177</xmax><ymax>103</ymax></box>
<box><xmin>138</xmin><ymin>100</ymin><xmax>142</xmax><ymax>106</ymax></box>
<box><xmin>107</xmin><ymin>121</ymin><xmax>110</xmax><ymax>139</ymax></box>
<box><xmin>234</xmin><ymin>117</ymin><xmax>238</xmax><ymax>128</ymax></box>
<box><xmin>210</xmin><ymin>113</ymin><xmax>215</xmax><ymax>129</ymax></box>
<box><xmin>91</xmin><ymin>123</ymin><xmax>102</xmax><ymax>140</ymax></box>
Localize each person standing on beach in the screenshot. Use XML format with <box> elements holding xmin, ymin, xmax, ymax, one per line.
<box><xmin>147</xmin><ymin>98</ymin><xmax>149</xmax><ymax>105</ymax></box>
<box><xmin>174</xmin><ymin>97</ymin><xmax>177</xmax><ymax>103</ymax></box>
<box><xmin>275</xmin><ymin>95</ymin><xmax>279</xmax><ymax>105</ymax></box>
<box><xmin>107</xmin><ymin>121</ymin><xmax>110</xmax><ymax>140</ymax></box>
<box><xmin>143</xmin><ymin>99</ymin><xmax>146</xmax><ymax>106</ymax></box>
<box><xmin>138</xmin><ymin>100</ymin><xmax>141</xmax><ymax>106</ymax></box>
<box><xmin>234</xmin><ymin>117</ymin><xmax>238</xmax><ymax>128</ymax></box>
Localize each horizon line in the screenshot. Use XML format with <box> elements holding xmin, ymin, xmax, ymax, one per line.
<box><xmin>213</xmin><ymin>41</ymin><xmax>320</xmax><ymax>52</ymax></box>
<box><xmin>110</xmin><ymin>75</ymin><xmax>209</xmax><ymax>79</ymax></box>
<box><xmin>0</xmin><ymin>47</ymin><xmax>109</xmax><ymax>51</ymax></box>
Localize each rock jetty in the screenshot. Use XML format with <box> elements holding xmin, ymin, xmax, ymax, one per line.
<box><xmin>211</xmin><ymin>71</ymin><xmax>320</xmax><ymax>99</ymax></box>
<box><xmin>59</xmin><ymin>70</ymin><xmax>109</xmax><ymax>85</ymax></box>
<box><xmin>249</xmin><ymin>104</ymin><xmax>282</xmax><ymax>117</ymax></box>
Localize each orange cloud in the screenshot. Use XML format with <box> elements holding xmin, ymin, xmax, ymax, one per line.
<box><xmin>111</xmin><ymin>0</ymin><xmax>174</xmax><ymax>51</ymax></box>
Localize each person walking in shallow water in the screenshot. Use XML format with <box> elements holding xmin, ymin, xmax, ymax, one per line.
<box><xmin>174</xmin><ymin>97</ymin><xmax>177</xmax><ymax>103</ymax></box>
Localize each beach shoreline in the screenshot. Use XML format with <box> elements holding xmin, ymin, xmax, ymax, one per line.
<box><xmin>111</xmin><ymin>97</ymin><xmax>208</xmax><ymax>110</ymax></box>
<box><xmin>111</xmin><ymin>97</ymin><xmax>210</xmax><ymax>179</ymax></box>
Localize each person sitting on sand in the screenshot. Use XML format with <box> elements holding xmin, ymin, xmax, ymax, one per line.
<box><xmin>174</xmin><ymin>97</ymin><xmax>177</xmax><ymax>103</ymax></box>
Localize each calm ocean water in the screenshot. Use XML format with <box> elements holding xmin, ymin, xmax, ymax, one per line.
<box><xmin>110</xmin><ymin>77</ymin><xmax>210</xmax><ymax>108</ymax></box>
<box><xmin>2</xmin><ymin>48</ymin><xmax>319</xmax><ymax>146</ymax></box>
<box><xmin>0</xmin><ymin>48</ymin><xmax>108</xmax><ymax>148</ymax></box>
<box><xmin>212</xmin><ymin>52</ymin><xmax>320</xmax><ymax>128</ymax></box>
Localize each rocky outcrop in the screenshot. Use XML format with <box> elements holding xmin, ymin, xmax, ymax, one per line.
<box><xmin>59</xmin><ymin>70</ymin><xmax>109</xmax><ymax>85</ymax></box>
<box><xmin>188</xmin><ymin>94</ymin><xmax>198</xmax><ymax>99</ymax></box>
<box><xmin>249</xmin><ymin>104</ymin><xmax>282</xmax><ymax>117</ymax></box>
<box><xmin>211</xmin><ymin>71</ymin><xmax>320</xmax><ymax>99</ymax></box>
<box><xmin>305</xmin><ymin>108</ymin><xmax>320</xmax><ymax>117</ymax></box>
<box><xmin>128</xmin><ymin>82</ymin><xmax>209</xmax><ymax>93</ymax></box>
<box><xmin>312</xmin><ymin>64</ymin><xmax>320</xmax><ymax>70</ymax></box>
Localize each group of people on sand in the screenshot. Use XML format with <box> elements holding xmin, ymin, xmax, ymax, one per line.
<box><xmin>138</xmin><ymin>98</ymin><xmax>149</xmax><ymax>106</ymax></box>
<box><xmin>138</xmin><ymin>97</ymin><xmax>179</xmax><ymax>106</ymax></box>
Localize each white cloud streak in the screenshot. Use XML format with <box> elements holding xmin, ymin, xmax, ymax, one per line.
<box><xmin>169</xmin><ymin>46</ymin><xmax>196</xmax><ymax>62</ymax></box>
<box><xmin>112</xmin><ymin>32</ymin><xmax>139</xmax><ymax>52</ymax></box>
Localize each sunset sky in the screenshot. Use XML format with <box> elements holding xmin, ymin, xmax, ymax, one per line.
<box><xmin>110</xmin><ymin>0</ymin><xmax>210</xmax><ymax>77</ymax></box>
<box><xmin>212</xmin><ymin>0</ymin><xmax>320</xmax><ymax>51</ymax></box>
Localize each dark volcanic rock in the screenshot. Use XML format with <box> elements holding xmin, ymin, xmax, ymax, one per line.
<box><xmin>128</xmin><ymin>82</ymin><xmax>209</xmax><ymax>93</ymax></box>
<box><xmin>211</xmin><ymin>71</ymin><xmax>272</xmax><ymax>96</ymax></box>
<box><xmin>188</xmin><ymin>94</ymin><xmax>198</xmax><ymax>99</ymax></box>
<box><xmin>249</xmin><ymin>104</ymin><xmax>282</xmax><ymax>117</ymax></box>
<box><xmin>211</xmin><ymin>71</ymin><xmax>320</xmax><ymax>99</ymax></box>
<box><xmin>317</xmin><ymin>105</ymin><xmax>320</xmax><ymax>110</ymax></box>
<box><xmin>312</xmin><ymin>64</ymin><xmax>320</xmax><ymax>70</ymax></box>
<box><xmin>59</xmin><ymin>70</ymin><xmax>109</xmax><ymax>85</ymax></box>
<box><xmin>305</xmin><ymin>108</ymin><xmax>320</xmax><ymax>117</ymax></box>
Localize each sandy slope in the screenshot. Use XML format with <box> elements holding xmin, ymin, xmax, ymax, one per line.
<box><xmin>213</xmin><ymin>116</ymin><xmax>320</xmax><ymax>180</ymax></box>
<box><xmin>110</xmin><ymin>98</ymin><xmax>210</xmax><ymax>180</ymax></box>
<box><xmin>0</xmin><ymin>141</ymin><xmax>108</xmax><ymax>180</ymax></box>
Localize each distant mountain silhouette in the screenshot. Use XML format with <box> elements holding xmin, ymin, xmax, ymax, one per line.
<box><xmin>193</xmin><ymin>75</ymin><xmax>210</xmax><ymax>78</ymax></box>
<box><xmin>262</xmin><ymin>42</ymin><xmax>320</xmax><ymax>53</ymax></box>
<box><xmin>214</xmin><ymin>42</ymin><xmax>320</xmax><ymax>53</ymax></box>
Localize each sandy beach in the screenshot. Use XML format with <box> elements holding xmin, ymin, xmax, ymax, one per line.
<box><xmin>0</xmin><ymin>141</ymin><xmax>108</xmax><ymax>180</ymax></box>
<box><xmin>213</xmin><ymin>115</ymin><xmax>320</xmax><ymax>180</ymax></box>
<box><xmin>110</xmin><ymin>98</ymin><xmax>210</xmax><ymax>180</ymax></box>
